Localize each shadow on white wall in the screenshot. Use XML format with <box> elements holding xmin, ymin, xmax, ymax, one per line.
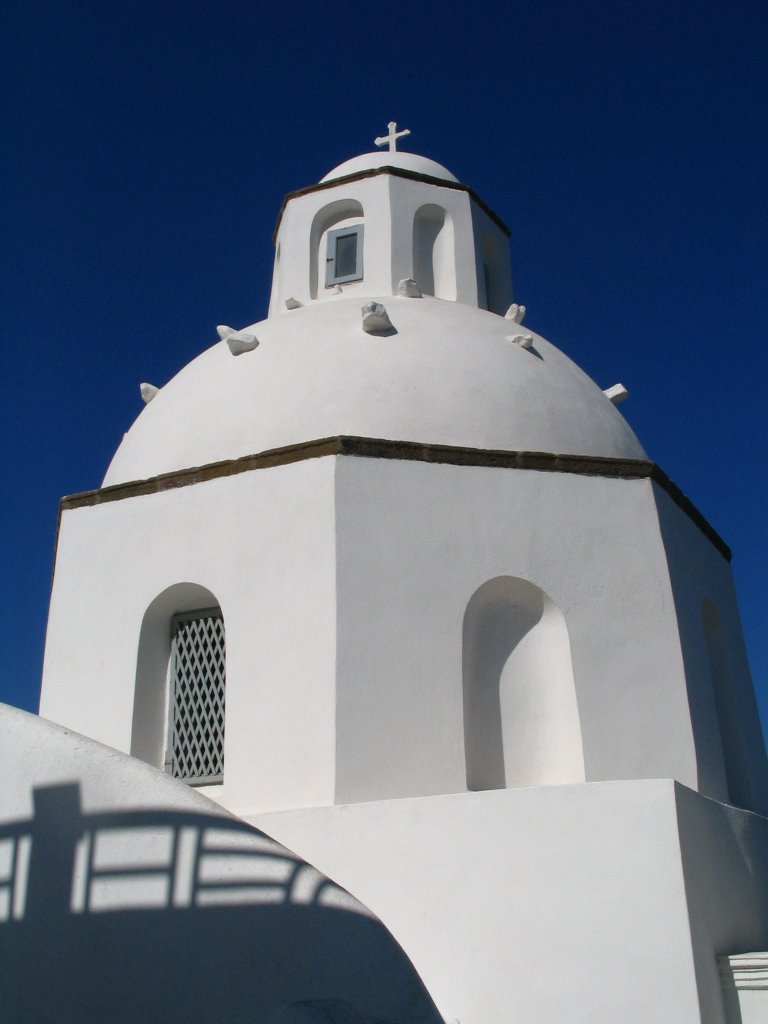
<box><xmin>0</xmin><ymin>781</ymin><xmax>442</xmax><ymax>1024</ymax></box>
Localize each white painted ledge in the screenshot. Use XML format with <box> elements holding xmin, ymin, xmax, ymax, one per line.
<box><xmin>719</xmin><ymin>952</ymin><xmax>768</xmax><ymax>1024</ymax></box>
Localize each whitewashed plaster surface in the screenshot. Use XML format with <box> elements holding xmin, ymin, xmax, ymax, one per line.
<box><xmin>655</xmin><ymin>487</ymin><xmax>768</xmax><ymax>813</ymax></box>
<box><xmin>41</xmin><ymin>458</ymin><xmax>339</xmax><ymax>812</ymax></box>
<box><xmin>251</xmin><ymin>780</ymin><xmax>768</xmax><ymax>1024</ymax></box>
<box><xmin>269</xmin><ymin>170</ymin><xmax>510</xmax><ymax>312</ymax></box>
<box><xmin>332</xmin><ymin>456</ymin><xmax>762</xmax><ymax>807</ymax></box>
<box><xmin>104</xmin><ymin>297</ymin><xmax>646</xmax><ymax>486</ymax></box>
<box><xmin>41</xmin><ymin>452</ymin><xmax>763</xmax><ymax>818</ymax></box>
<box><xmin>0</xmin><ymin>704</ymin><xmax>441</xmax><ymax>1024</ymax></box>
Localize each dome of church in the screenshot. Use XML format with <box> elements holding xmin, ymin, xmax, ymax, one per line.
<box><xmin>321</xmin><ymin>151</ymin><xmax>458</xmax><ymax>183</ymax></box>
<box><xmin>103</xmin><ymin>295</ymin><xmax>646</xmax><ymax>486</ymax></box>
<box><xmin>102</xmin><ymin>137</ymin><xmax>649</xmax><ymax>486</ymax></box>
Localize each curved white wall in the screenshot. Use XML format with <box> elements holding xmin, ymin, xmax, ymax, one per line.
<box><xmin>104</xmin><ymin>297</ymin><xmax>647</xmax><ymax>487</ymax></box>
<box><xmin>0</xmin><ymin>704</ymin><xmax>442</xmax><ymax>1024</ymax></box>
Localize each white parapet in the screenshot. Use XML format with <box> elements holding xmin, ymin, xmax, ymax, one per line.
<box><xmin>719</xmin><ymin>953</ymin><xmax>768</xmax><ymax>1024</ymax></box>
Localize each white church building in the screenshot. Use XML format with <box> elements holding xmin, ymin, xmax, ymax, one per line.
<box><xmin>2</xmin><ymin>126</ymin><xmax>768</xmax><ymax>1023</ymax></box>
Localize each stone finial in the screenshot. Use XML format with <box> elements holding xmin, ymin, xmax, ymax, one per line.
<box><xmin>507</xmin><ymin>333</ymin><xmax>534</xmax><ymax>349</ymax></box>
<box><xmin>397</xmin><ymin>278</ymin><xmax>423</xmax><ymax>298</ymax></box>
<box><xmin>226</xmin><ymin>331</ymin><xmax>259</xmax><ymax>356</ymax></box>
<box><xmin>604</xmin><ymin>383</ymin><xmax>629</xmax><ymax>405</ymax></box>
<box><xmin>362</xmin><ymin>301</ymin><xmax>396</xmax><ymax>335</ymax></box>
<box><xmin>505</xmin><ymin>303</ymin><xmax>526</xmax><ymax>323</ymax></box>
<box><xmin>217</xmin><ymin>324</ymin><xmax>259</xmax><ymax>356</ymax></box>
<box><xmin>139</xmin><ymin>382</ymin><xmax>159</xmax><ymax>404</ymax></box>
<box><xmin>285</xmin><ymin>297</ymin><xmax>303</xmax><ymax>310</ymax></box>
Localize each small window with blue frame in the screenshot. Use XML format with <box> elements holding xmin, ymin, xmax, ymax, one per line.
<box><xmin>326</xmin><ymin>224</ymin><xmax>364</xmax><ymax>286</ymax></box>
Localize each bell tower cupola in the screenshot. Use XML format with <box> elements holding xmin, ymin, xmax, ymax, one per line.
<box><xmin>268</xmin><ymin>123</ymin><xmax>513</xmax><ymax>316</ymax></box>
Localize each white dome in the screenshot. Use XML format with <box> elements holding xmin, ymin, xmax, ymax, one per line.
<box><xmin>104</xmin><ymin>297</ymin><xmax>646</xmax><ymax>486</ymax></box>
<box><xmin>321</xmin><ymin>151</ymin><xmax>458</xmax><ymax>183</ymax></box>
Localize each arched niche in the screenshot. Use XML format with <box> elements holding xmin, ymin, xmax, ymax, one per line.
<box><xmin>702</xmin><ymin>599</ymin><xmax>750</xmax><ymax>807</ymax></box>
<box><xmin>462</xmin><ymin>576</ymin><xmax>584</xmax><ymax>791</ymax></box>
<box><xmin>310</xmin><ymin>199</ymin><xmax>364</xmax><ymax>299</ymax></box>
<box><xmin>131</xmin><ymin>582</ymin><xmax>223</xmax><ymax>771</ymax></box>
<box><xmin>413</xmin><ymin>203</ymin><xmax>456</xmax><ymax>300</ymax></box>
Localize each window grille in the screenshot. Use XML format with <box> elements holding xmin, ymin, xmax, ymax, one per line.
<box><xmin>166</xmin><ymin>609</ymin><xmax>225</xmax><ymax>785</ymax></box>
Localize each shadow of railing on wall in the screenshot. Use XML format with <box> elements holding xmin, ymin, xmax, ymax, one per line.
<box><xmin>0</xmin><ymin>782</ymin><xmax>443</xmax><ymax>1024</ymax></box>
<box><xmin>0</xmin><ymin>782</ymin><xmax>361</xmax><ymax>923</ymax></box>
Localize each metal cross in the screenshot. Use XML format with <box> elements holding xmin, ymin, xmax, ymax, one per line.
<box><xmin>374</xmin><ymin>121</ymin><xmax>411</xmax><ymax>152</ymax></box>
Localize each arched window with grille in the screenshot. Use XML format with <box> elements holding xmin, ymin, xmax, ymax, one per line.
<box><xmin>131</xmin><ymin>584</ymin><xmax>226</xmax><ymax>787</ymax></box>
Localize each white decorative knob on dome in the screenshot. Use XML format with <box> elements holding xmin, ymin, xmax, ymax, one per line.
<box><xmin>361</xmin><ymin>302</ymin><xmax>395</xmax><ymax>335</ymax></box>
<box><xmin>397</xmin><ymin>278</ymin><xmax>423</xmax><ymax>298</ymax></box>
<box><xmin>507</xmin><ymin>333</ymin><xmax>534</xmax><ymax>350</ymax></box>
<box><xmin>139</xmin><ymin>382</ymin><xmax>159</xmax><ymax>404</ymax></box>
<box><xmin>505</xmin><ymin>303</ymin><xmax>526</xmax><ymax>323</ymax></box>
<box><xmin>217</xmin><ymin>324</ymin><xmax>260</xmax><ymax>356</ymax></box>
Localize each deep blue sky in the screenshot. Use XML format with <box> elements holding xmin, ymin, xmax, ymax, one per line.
<box><xmin>2</xmin><ymin>1</ymin><xmax>767</xmax><ymax>736</ymax></box>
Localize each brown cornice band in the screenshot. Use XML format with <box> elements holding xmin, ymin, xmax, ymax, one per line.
<box><xmin>272</xmin><ymin>167</ymin><xmax>511</xmax><ymax>241</ymax></box>
<box><xmin>59</xmin><ymin>436</ymin><xmax>730</xmax><ymax>561</ymax></box>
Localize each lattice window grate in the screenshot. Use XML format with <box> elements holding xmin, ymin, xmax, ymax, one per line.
<box><xmin>167</xmin><ymin>609</ymin><xmax>225</xmax><ymax>786</ymax></box>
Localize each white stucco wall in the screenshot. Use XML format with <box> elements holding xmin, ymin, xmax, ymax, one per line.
<box><xmin>43</xmin><ymin>453</ymin><xmax>753</xmax><ymax>819</ymax></box>
<box><xmin>40</xmin><ymin>457</ymin><xmax>338</xmax><ymax>812</ymax></box>
<box><xmin>269</xmin><ymin>170</ymin><xmax>501</xmax><ymax>314</ymax></box>
<box><xmin>332</xmin><ymin>456</ymin><xmax>705</xmax><ymax>803</ymax></box>
<box><xmin>252</xmin><ymin>780</ymin><xmax>755</xmax><ymax>1024</ymax></box>
<box><xmin>654</xmin><ymin>484</ymin><xmax>768</xmax><ymax>813</ymax></box>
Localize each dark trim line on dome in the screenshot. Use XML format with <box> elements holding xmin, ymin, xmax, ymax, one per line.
<box><xmin>272</xmin><ymin>167</ymin><xmax>511</xmax><ymax>241</ymax></box>
<box><xmin>58</xmin><ymin>436</ymin><xmax>731</xmax><ymax>561</ymax></box>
